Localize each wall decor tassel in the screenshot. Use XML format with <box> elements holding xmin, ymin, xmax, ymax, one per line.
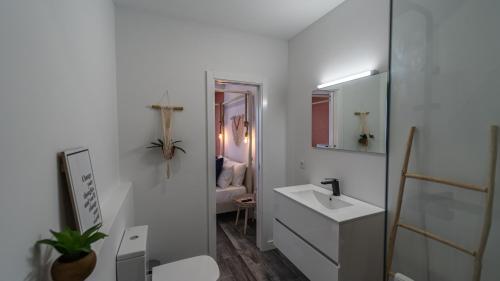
<box><xmin>161</xmin><ymin>107</ymin><xmax>174</xmax><ymax>178</ymax></box>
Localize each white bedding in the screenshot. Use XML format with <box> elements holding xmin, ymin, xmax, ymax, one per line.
<box><xmin>216</xmin><ymin>185</ymin><xmax>247</xmax><ymax>204</ymax></box>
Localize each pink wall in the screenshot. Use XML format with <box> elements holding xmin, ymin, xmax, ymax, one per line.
<box><xmin>311</xmin><ymin>96</ymin><xmax>329</xmax><ymax>147</ymax></box>
<box><xmin>215</xmin><ymin>92</ymin><xmax>224</xmax><ymax>155</ymax></box>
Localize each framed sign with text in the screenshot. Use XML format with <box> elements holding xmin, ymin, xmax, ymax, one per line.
<box><xmin>60</xmin><ymin>147</ymin><xmax>102</xmax><ymax>233</ymax></box>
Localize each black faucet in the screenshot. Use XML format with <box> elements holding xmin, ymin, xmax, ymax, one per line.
<box><xmin>321</xmin><ymin>178</ymin><xmax>340</xmax><ymax>196</ymax></box>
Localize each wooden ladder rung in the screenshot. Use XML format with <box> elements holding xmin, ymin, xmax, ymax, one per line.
<box><xmin>398</xmin><ymin>223</ymin><xmax>476</xmax><ymax>256</ymax></box>
<box><xmin>405</xmin><ymin>172</ymin><xmax>487</xmax><ymax>193</ymax></box>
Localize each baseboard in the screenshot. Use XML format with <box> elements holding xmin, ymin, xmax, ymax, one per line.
<box><xmin>259</xmin><ymin>239</ymin><xmax>276</xmax><ymax>251</ymax></box>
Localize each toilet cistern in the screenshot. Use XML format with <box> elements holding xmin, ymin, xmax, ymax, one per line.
<box><xmin>320</xmin><ymin>178</ymin><xmax>340</xmax><ymax>198</ymax></box>
<box><xmin>116</xmin><ymin>225</ymin><xmax>219</xmax><ymax>281</ymax></box>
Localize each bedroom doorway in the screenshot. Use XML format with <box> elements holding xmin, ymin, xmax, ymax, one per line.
<box><xmin>206</xmin><ymin>71</ymin><xmax>263</xmax><ymax>259</ymax></box>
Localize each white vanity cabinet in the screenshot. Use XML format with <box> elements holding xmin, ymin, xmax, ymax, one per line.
<box><xmin>273</xmin><ymin>185</ymin><xmax>385</xmax><ymax>281</ymax></box>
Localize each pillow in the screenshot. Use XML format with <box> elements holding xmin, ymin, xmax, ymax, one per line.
<box><xmin>222</xmin><ymin>157</ymin><xmax>232</xmax><ymax>167</ymax></box>
<box><xmin>215</xmin><ymin>157</ymin><xmax>224</xmax><ymax>181</ymax></box>
<box><xmin>217</xmin><ymin>165</ymin><xmax>233</xmax><ymax>188</ymax></box>
<box><xmin>223</xmin><ymin>158</ymin><xmax>246</xmax><ymax>187</ymax></box>
<box><xmin>231</xmin><ymin>163</ymin><xmax>247</xmax><ymax>186</ymax></box>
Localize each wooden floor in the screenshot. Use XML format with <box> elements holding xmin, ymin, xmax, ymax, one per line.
<box><xmin>217</xmin><ymin>212</ymin><xmax>309</xmax><ymax>281</ymax></box>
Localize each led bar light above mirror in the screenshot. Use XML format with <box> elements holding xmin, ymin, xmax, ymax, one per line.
<box><xmin>317</xmin><ymin>70</ymin><xmax>377</xmax><ymax>89</ymax></box>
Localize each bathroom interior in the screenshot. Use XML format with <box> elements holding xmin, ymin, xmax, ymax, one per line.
<box><xmin>0</xmin><ymin>0</ymin><xmax>499</xmax><ymax>281</ymax></box>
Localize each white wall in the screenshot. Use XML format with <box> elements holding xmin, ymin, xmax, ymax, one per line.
<box><xmin>389</xmin><ymin>0</ymin><xmax>500</xmax><ymax>280</ymax></box>
<box><xmin>287</xmin><ymin>0</ymin><xmax>390</xmax><ymax>207</ymax></box>
<box><xmin>115</xmin><ymin>6</ymin><xmax>288</xmax><ymax>262</ymax></box>
<box><xmin>0</xmin><ymin>0</ymin><xmax>126</xmax><ymax>280</ymax></box>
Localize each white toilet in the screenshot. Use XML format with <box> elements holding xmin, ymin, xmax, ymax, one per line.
<box><xmin>116</xmin><ymin>225</ymin><xmax>220</xmax><ymax>281</ymax></box>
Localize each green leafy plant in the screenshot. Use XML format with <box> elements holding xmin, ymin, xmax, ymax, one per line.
<box><xmin>37</xmin><ymin>224</ymin><xmax>107</xmax><ymax>263</ymax></box>
<box><xmin>147</xmin><ymin>139</ymin><xmax>186</xmax><ymax>154</ymax></box>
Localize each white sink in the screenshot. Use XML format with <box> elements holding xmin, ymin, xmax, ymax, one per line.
<box><xmin>274</xmin><ymin>184</ymin><xmax>383</xmax><ymax>223</ymax></box>
<box><xmin>291</xmin><ymin>190</ymin><xmax>352</xmax><ymax>210</ymax></box>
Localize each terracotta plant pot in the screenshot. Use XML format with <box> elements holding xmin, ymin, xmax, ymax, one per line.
<box><xmin>51</xmin><ymin>251</ymin><xmax>97</xmax><ymax>281</ymax></box>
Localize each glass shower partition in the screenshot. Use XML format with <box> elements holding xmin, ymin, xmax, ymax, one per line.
<box><xmin>387</xmin><ymin>0</ymin><xmax>500</xmax><ymax>280</ymax></box>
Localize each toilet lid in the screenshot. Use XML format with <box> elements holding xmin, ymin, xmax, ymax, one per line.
<box><xmin>153</xmin><ymin>255</ymin><xmax>219</xmax><ymax>281</ymax></box>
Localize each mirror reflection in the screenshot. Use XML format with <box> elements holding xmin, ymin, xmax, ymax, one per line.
<box><xmin>311</xmin><ymin>72</ymin><xmax>387</xmax><ymax>154</ymax></box>
<box><xmin>311</xmin><ymin>91</ymin><xmax>333</xmax><ymax>149</ymax></box>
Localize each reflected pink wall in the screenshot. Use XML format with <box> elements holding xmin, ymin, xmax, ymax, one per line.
<box><xmin>312</xmin><ymin>96</ymin><xmax>329</xmax><ymax>147</ymax></box>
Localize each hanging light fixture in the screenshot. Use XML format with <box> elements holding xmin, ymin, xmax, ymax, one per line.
<box><xmin>218</xmin><ymin>102</ymin><xmax>224</xmax><ymax>140</ymax></box>
<box><xmin>244</xmin><ymin>94</ymin><xmax>249</xmax><ymax>144</ymax></box>
<box><xmin>244</xmin><ymin>126</ymin><xmax>249</xmax><ymax>143</ymax></box>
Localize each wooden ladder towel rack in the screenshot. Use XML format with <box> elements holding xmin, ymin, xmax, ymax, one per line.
<box><xmin>386</xmin><ymin>125</ymin><xmax>498</xmax><ymax>281</ymax></box>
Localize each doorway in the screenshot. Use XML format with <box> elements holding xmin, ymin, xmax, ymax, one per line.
<box><xmin>206</xmin><ymin>71</ymin><xmax>264</xmax><ymax>258</ymax></box>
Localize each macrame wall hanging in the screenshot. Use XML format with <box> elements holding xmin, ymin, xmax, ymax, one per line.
<box><xmin>355</xmin><ymin>111</ymin><xmax>374</xmax><ymax>147</ymax></box>
<box><xmin>231</xmin><ymin>114</ymin><xmax>245</xmax><ymax>146</ymax></box>
<box><xmin>147</xmin><ymin>91</ymin><xmax>185</xmax><ymax>179</ymax></box>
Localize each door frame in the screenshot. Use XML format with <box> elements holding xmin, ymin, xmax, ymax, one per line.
<box><xmin>205</xmin><ymin>71</ymin><xmax>264</xmax><ymax>257</ymax></box>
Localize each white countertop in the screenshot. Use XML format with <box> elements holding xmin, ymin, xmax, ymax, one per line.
<box><xmin>274</xmin><ymin>184</ymin><xmax>384</xmax><ymax>223</ymax></box>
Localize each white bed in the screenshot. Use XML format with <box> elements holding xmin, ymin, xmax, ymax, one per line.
<box><xmin>216</xmin><ymin>185</ymin><xmax>247</xmax><ymax>214</ymax></box>
<box><xmin>216</xmin><ymin>156</ymin><xmax>252</xmax><ymax>214</ymax></box>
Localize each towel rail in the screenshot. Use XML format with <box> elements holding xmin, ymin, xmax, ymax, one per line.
<box><xmin>397</xmin><ymin>223</ymin><xmax>476</xmax><ymax>256</ymax></box>
<box><xmin>405</xmin><ymin>173</ymin><xmax>486</xmax><ymax>192</ymax></box>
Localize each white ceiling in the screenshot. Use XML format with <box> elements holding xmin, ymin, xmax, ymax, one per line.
<box><xmin>113</xmin><ymin>0</ymin><xmax>346</xmax><ymax>39</ymax></box>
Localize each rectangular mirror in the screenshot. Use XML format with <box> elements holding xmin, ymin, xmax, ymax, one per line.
<box><xmin>311</xmin><ymin>72</ymin><xmax>387</xmax><ymax>154</ymax></box>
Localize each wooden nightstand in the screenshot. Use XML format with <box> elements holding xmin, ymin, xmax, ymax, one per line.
<box><xmin>233</xmin><ymin>194</ymin><xmax>256</xmax><ymax>235</ymax></box>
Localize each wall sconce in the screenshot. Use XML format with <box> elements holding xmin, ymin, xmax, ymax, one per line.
<box><xmin>244</xmin><ymin>95</ymin><xmax>249</xmax><ymax>144</ymax></box>
<box><xmin>244</xmin><ymin>122</ymin><xmax>249</xmax><ymax>144</ymax></box>
<box><xmin>218</xmin><ymin>102</ymin><xmax>224</xmax><ymax>140</ymax></box>
<box><xmin>317</xmin><ymin>70</ymin><xmax>376</xmax><ymax>89</ymax></box>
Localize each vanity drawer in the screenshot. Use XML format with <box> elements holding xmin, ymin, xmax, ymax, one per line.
<box><xmin>274</xmin><ymin>219</ymin><xmax>339</xmax><ymax>281</ymax></box>
<box><xmin>274</xmin><ymin>192</ymin><xmax>339</xmax><ymax>261</ymax></box>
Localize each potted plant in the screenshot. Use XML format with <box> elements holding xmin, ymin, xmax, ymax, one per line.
<box><xmin>147</xmin><ymin>138</ymin><xmax>186</xmax><ymax>158</ymax></box>
<box><xmin>358</xmin><ymin>133</ymin><xmax>375</xmax><ymax>147</ymax></box>
<box><xmin>37</xmin><ymin>224</ymin><xmax>107</xmax><ymax>281</ymax></box>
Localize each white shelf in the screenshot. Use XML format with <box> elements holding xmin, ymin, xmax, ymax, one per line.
<box><xmin>93</xmin><ymin>181</ymin><xmax>133</xmax><ymax>254</ymax></box>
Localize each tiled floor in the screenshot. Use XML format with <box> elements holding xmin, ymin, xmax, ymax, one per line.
<box><xmin>216</xmin><ymin>212</ymin><xmax>309</xmax><ymax>281</ymax></box>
